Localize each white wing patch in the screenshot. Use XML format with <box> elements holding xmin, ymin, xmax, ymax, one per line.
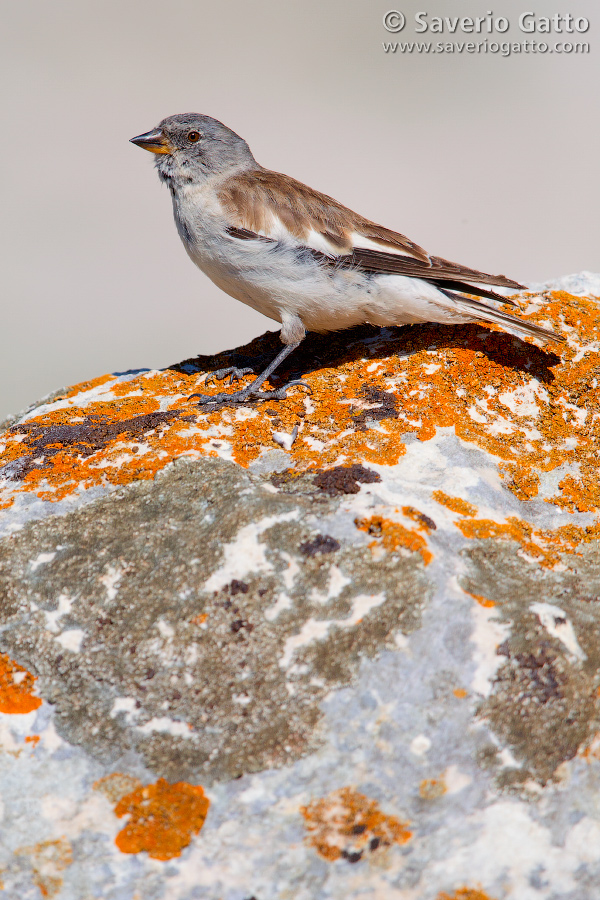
<box><xmin>252</xmin><ymin>219</ymin><xmax>347</xmax><ymax>257</ymax></box>
<box><xmin>232</xmin><ymin>212</ymin><xmax>424</xmax><ymax>263</ymax></box>
<box><xmin>252</xmin><ymin>212</ymin><xmax>295</xmax><ymax>245</ymax></box>
<box><xmin>304</xmin><ymin>228</ymin><xmax>345</xmax><ymax>257</ymax></box>
<box><xmin>348</xmin><ymin>231</ymin><xmax>424</xmax><ymax>259</ymax></box>
<box><xmin>303</xmin><ymin>229</ymin><xmax>424</xmax><ymax>260</ymax></box>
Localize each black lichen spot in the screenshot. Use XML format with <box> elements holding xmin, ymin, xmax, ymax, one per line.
<box><xmin>342</xmin><ymin>850</ymin><xmax>363</xmax><ymax>864</ymax></box>
<box><xmin>403</xmin><ymin>506</ymin><xmax>437</xmax><ymax>531</ymax></box>
<box><xmin>231</xmin><ymin>619</ymin><xmax>254</xmax><ymax>634</ymax></box>
<box><xmin>313</xmin><ymin>464</ymin><xmax>381</xmax><ymax>496</ymax></box>
<box><xmin>299</xmin><ymin>535</ymin><xmax>341</xmax><ymax>556</ymax></box>
<box><xmin>501</xmin><ymin>643</ymin><xmax>565</xmax><ymax>704</ymax></box>
<box><xmin>352</xmin><ymin>384</ymin><xmax>398</xmax><ymax>431</ymax></box>
<box><xmin>369</xmin><ymin>837</ymin><xmax>380</xmax><ymax>851</ymax></box>
<box><xmin>230</xmin><ymin>580</ymin><xmax>249</xmax><ymax>595</ymax></box>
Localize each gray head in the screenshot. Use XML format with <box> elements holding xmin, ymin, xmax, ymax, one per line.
<box><xmin>130</xmin><ymin>113</ymin><xmax>257</xmax><ymax>186</ymax></box>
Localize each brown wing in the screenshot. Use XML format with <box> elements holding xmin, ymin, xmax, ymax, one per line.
<box><xmin>346</xmin><ymin>248</ymin><xmax>523</xmax><ymax>289</ymax></box>
<box><xmin>218</xmin><ymin>169</ymin><xmax>430</xmax><ymax>262</ymax></box>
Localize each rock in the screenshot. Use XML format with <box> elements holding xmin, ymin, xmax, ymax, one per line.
<box><xmin>1</xmin><ymin>273</ymin><xmax>600</xmax><ymax>898</ymax></box>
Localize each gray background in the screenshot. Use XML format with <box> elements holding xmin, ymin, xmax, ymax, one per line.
<box><xmin>2</xmin><ymin>0</ymin><xmax>598</xmax><ymax>420</ymax></box>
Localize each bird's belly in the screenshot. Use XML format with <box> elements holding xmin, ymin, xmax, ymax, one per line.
<box><xmin>200</xmin><ymin>256</ymin><xmax>281</xmax><ymax>321</ymax></box>
<box><xmin>182</xmin><ymin>238</ymin><xmax>282</xmax><ymax>322</ymax></box>
<box><xmin>184</xmin><ymin>235</ymin><xmax>374</xmax><ymax>332</ymax></box>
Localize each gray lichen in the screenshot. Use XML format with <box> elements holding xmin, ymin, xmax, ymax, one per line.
<box><xmin>0</xmin><ymin>456</ymin><xmax>430</xmax><ymax>784</ymax></box>
<box><xmin>462</xmin><ymin>540</ymin><xmax>600</xmax><ymax>785</ymax></box>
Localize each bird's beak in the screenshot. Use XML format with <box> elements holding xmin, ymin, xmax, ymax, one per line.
<box><xmin>129</xmin><ymin>128</ymin><xmax>171</xmax><ymax>155</ymax></box>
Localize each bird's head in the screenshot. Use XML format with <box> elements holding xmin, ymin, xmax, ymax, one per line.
<box><xmin>130</xmin><ymin>113</ymin><xmax>256</xmax><ymax>186</ymax></box>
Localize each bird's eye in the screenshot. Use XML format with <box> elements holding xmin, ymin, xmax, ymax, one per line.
<box><xmin>187</xmin><ymin>131</ymin><xmax>200</xmax><ymax>143</ymax></box>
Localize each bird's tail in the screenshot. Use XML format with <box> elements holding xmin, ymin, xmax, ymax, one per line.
<box><xmin>443</xmin><ymin>290</ymin><xmax>565</xmax><ymax>345</ymax></box>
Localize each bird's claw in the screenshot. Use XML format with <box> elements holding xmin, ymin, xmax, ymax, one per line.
<box><xmin>203</xmin><ymin>366</ymin><xmax>254</xmax><ymax>387</ymax></box>
<box><xmin>190</xmin><ymin>391</ymin><xmax>235</xmax><ymax>406</ymax></box>
<box><xmin>190</xmin><ymin>379</ymin><xmax>311</xmax><ymax>408</ymax></box>
<box><xmin>251</xmin><ymin>380</ymin><xmax>312</xmax><ymax>401</ymax></box>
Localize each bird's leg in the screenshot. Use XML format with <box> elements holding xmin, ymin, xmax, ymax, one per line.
<box><xmin>190</xmin><ymin>339</ymin><xmax>310</xmax><ymax>407</ymax></box>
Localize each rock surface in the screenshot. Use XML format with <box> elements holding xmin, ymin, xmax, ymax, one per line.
<box><xmin>1</xmin><ymin>272</ymin><xmax>600</xmax><ymax>899</ymax></box>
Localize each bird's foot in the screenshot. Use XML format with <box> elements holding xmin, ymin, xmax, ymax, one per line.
<box><xmin>203</xmin><ymin>366</ymin><xmax>254</xmax><ymax>387</ymax></box>
<box><xmin>190</xmin><ymin>379</ymin><xmax>311</xmax><ymax>408</ymax></box>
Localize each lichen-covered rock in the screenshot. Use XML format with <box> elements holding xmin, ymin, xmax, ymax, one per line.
<box><xmin>1</xmin><ymin>273</ymin><xmax>600</xmax><ymax>899</ymax></box>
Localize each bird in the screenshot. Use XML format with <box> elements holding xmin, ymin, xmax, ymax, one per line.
<box><xmin>130</xmin><ymin>113</ymin><xmax>564</xmax><ymax>406</ymax></box>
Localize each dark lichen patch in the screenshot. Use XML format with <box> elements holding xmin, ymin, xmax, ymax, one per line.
<box><xmin>299</xmin><ymin>535</ymin><xmax>340</xmax><ymax>556</ymax></box>
<box><xmin>8</xmin><ymin>411</ymin><xmax>193</xmax><ymax>481</ymax></box>
<box><xmin>486</xmin><ymin>640</ymin><xmax>595</xmax><ymax>789</ymax></box>
<box><xmin>313</xmin><ymin>464</ymin><xmax>381</xmax><ymax>496</ymax></box>
<box><xmin>269</xmin><ymin>464</ymin><xmax>381</xmax><ymax>499</ymax></box>
<box><xmin>351</xmin><ymin>384</ymin><xmax>399</xmax><ymax>431</ymax></box>
<box><xmin>0</xmin><ymin>456</ymin><xmax>429</xmax><ymax>785</ymax></box>
<box><xmin>403</xmin><ymin>507</ymin><xmax>437</xmax><ymax>532</ymax></box>
<box><xmin>462</xmin><ymin>540</ymin><xmax>600</xmax><ymax>786</ymax></box>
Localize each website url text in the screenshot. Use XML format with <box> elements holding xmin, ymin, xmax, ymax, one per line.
<box><xmin>383</xmin><ymin>39</ymin><xmax>590</xmax><ymax>56</ymax></box>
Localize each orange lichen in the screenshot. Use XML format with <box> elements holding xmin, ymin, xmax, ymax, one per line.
<box><xmin>114</xmin><ymin>778</ymin><xmax>210</xmax><ymax>861</ymax></box>
<box><xmin>419</xmin><ymin>778</ymin><xmax>447</xmax><ymax>800</ymax></box>
<box><xmin>0</xmin><ymin>653</ymin><xmax>42</xmax><ymax>714</ymax></box>
<box><xmin>191</xmin><ymin>612</ymin><xmax>208</xmax><ymax>625</ymax></box>
<box><xmin>556</xmin><ymin>473</ymin><xmax>600</xmax><ymax>513</ymax></box>
<box><xmin>466</xmin><ymin>590</ymin><xmax>496</xmax><ymax>609</ymax></box>
<box><xmin>356</xmin><ymin>515</ymin><xmax>432</xmax><ymax>565</ymax></box>
<box><xmin>453</xmin><ymin>688</ymin><xmax>468</xmax><ymax>699</ymax></box>
<box><xmin>433</xmin><ymin>491</ymin><xmax>478</xmax><ymax>518</ymax></box>
<box><xmin>16</xmin><ymin>838</ymin><xmax>72</xmax><ymax>899</ymax></box>
<box><xmin>301</xmin><ymin>786</ymin><xmax>411</xmax><ymax>862</ymax></box>
<box><xmin>25</xmin><ymin>734</ymin><xmax>40</xmax><ymax>746</ymax></box>
<box><xmin>62</xmin><ymin>372</ymin><xmax>115</xmax><ymax>399</ymax></box>
<box><xmin>456</xmin><ymin>515</ymin><xmax>600</xmax><ymax>569</ymax></box>
<box><xmin>437</xmin><ymin>890</ymin><xmax>494</xmax><ymax>900</ymax></box>
<box><xmin>1</xmin><ymin>290</ymin><xmax>600</xmax><ymax>568</ymax></box>
<box><xmin>93</xmin><ymin>773</ymin><xmax>143</xmax><ymax>804</ymax></box>
<box><xmin>499</xmin><ymin>464</ymin><xmax>541</xmax><ymax>502</ymax></box>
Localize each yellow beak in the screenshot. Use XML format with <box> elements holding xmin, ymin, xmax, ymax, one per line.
<box><xmin>130</xmin><ymin>128</ymin><xmax>171</xmax><ymax>155</ymax></box>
